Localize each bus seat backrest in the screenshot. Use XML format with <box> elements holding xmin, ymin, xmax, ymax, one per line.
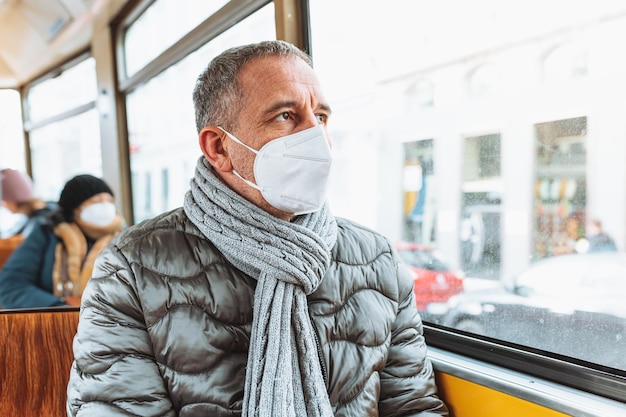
<box><xmin>0</xmin><ymin>234</ymin><xmax>25</xmax><ymax>269</ymax></box>
<box><xmin>0</xmin><ymin>308</ymin><xmax>79</xmax><ymax>417</ymax></box>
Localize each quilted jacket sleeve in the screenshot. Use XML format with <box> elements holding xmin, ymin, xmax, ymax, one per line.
<box><xmin>66</xmin><ymin>242</ymin><xmax>176</xmax><ymax>417</ymax></box>
<box><xmin>378</xmin><ymin>260</ymin><xmax>449</xmax><ymax>416</ymax></box>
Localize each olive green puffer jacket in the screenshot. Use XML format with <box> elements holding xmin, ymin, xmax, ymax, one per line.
<box><xmin>66</xmin><ymin>208</ymin><xmax>448</xmax><ymax>417</ymax></box>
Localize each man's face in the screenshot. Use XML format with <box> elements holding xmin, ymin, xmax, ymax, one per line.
<box><xmin>225</xmin><ymin>55</ymin><xmax>333</xmax><ymax>218</ymax></box>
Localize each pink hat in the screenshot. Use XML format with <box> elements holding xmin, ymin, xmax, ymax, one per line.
<box><xmin>1</xmin><ymin>169</ymin><xmax>34</xmax><ymax>203</ymax></box>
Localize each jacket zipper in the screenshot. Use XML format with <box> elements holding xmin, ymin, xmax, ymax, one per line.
<box><xmin>310</xmin><ymin>315</ymin><xmax>328</xmax><ymax>386</ymax></box>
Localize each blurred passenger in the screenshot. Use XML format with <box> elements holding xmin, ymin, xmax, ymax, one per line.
<box><xmin>0</xmin><ymin>174</ymin><xmax>124</xmax><ymax>309</ymax></box>
<box><xmin>586</xmin><ymin>218</ymin><xmax>617</xmax><ymax>253</ymax></box>
<box><xmin>1</xmin><ymin>168</ymin><xmax>57</xmax><ymax>238</ymax></box>
<box><xmin>67</xmin><ymin>40</ymin><xmax>448</xmax><ymax>416</ymax></box>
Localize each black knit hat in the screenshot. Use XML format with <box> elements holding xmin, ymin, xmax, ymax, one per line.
<box><xmin>58</xmin><ymin>174</ymin><xmax>113</xmax><ymax>219</ymax></box>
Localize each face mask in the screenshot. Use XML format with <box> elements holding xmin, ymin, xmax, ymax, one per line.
<box><xmin>0</xmin><ymin>207</ymin><xmax>27</xmax><ymax>237</ymax></box>
<box><xmin>218</xmin><ymin>124</ymin><xmax>332</xmax><ymax>215</ymax></box>
<box><xmin>79</xmin><ymin>202</ymin><xmax>117</xmax><ymax>227</ymax></box>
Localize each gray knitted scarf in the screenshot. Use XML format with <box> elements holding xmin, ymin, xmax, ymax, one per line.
<box><xmin>183</xmin><ymin>157</ymin><xmax>337</xmax><ymax>417</ymax></box>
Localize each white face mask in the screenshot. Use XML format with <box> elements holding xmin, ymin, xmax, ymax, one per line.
<box><xmin>79</xmin><ymin>202</ymin><xmax>117</xmax><ymax>227</ymax></box>
<box><xmin>0</xmin><ymin>207</ymin><xmax>27</xmax><ymax>238</ymax></box>
<box><xmin>218</xmin><ymin>124</ymin><xmax>333</xmax><ymax>215</ymax></box>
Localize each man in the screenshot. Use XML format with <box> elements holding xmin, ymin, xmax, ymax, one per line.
<box><xmin>67</xmin><ymin>40</ymin><xmax>448</xmax><ymax>417</ymax></box>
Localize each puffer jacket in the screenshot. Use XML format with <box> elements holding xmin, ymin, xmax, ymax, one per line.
<box><xmin>66</xmin><ymin>208</ymin><xmax>448</xmax><ymax>417</ymax></box>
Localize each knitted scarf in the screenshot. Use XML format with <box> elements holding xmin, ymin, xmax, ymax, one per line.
<box><xmin>183</xmin><ymin>157</ymin><xmax>337</xmax><ymax>417</ymax></box>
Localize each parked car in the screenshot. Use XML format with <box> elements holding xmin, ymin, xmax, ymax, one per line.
<box><xmin>440</xmin><ymin>252</ymin><xmax>626</xmax><ymax>370</ymax></box>
<box><xmin>395</xmin><ymin>241</ymin><xmax>464</xmax><ymax>319</ymax></box>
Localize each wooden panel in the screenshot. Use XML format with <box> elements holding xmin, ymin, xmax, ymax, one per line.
<box><xmin>435</xmin><ymin>371</ymin><xmax>569</xmax><ymax>417</ymax></box>
<box><xmin>0</xmin><ymin>309</ymin><xmax>79</xmax><ymax>417</ymax></box>
<box><xmin>0</xmin><ymin>234</ymin><xmax>24</xmax><ymax>269</ymax></box>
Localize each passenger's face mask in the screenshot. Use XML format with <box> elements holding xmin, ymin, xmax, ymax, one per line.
<box><xmin>0</xmin><ymin>207</ymin><xmax>27</xmax><ymax>238</ymax></box>
<box><xmin>79</xmin><ymin>202</ymin><xmax>117</xmax><ymax>227</ymax></box>
<box><xmin>218</xmin><ymin>125</ymin><xmax>333</xmax><ymax>215</ymax></box>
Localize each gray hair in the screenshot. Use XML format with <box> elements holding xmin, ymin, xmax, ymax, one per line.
<box><xmin>192</xmin><ymin>40</ymin><xmax>312</xmax><ymax>133</ymax></box>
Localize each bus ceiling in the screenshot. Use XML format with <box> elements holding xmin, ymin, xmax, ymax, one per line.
<box><xmin>0</xmin><ymin>0</ymin><xmax>127</xmax><ymax>89</ymax></box>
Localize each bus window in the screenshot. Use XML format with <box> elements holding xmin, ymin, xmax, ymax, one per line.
<box><xmin>29</xmin><ymin>109</ymin><xmax>103</xmax><ymax>202</ymax></box>
<box><xmin>0</xmin><ymin>89</ymin><xmax>26</xmax><ymax>236</ymax></box>
<box><xmin>123</xmin><ymin>1</ymin><xmax>275</xmax><ymax>222</ymax></box>
<box><xmin>25</xmin><ymin>58</ymin><xmax>97</xmax><ymax>124</ymax></box>
<box><xmin>123</xmin><ymin>0</ymin><xmax>230</xmax><ymax>78</ymax></box>
<box><xmin>0</xmin><ymin>89</ymin><xmax>25</xmax><ymax>171</ymax></box>
<box><xmin>310</xmin><ymin>0</ymin><xmax>626</xmax><ymax>374</ymax></box>
<box><xmin>23</xmin><ymin>56</ymin><xmax>102</xmax><ymax>201</ymax></box>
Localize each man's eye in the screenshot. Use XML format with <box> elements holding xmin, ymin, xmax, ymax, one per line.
<box><xmin>316</xmin><ymin>114</ymin><xmax>327</xmax><ymax>123</ymax></box>
<box><xmin>277</xmin><ymin>112</ymin><xmax>290</xmax><ymax>121</ymax></box>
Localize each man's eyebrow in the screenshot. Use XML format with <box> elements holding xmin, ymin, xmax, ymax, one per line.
<box><xmin>319</xmin><ymin>102</ymin><xmax>332</xmax><ymax>115</ymax></box>
<box><xmin>262</xmin><ymin>101</ymin><xmax>297</xmax><ymax>117</ymax></box>
<box><xmin>262</xmin><ymin>101</ymin><xmax>333</xmax><ymax>117</ymax></box>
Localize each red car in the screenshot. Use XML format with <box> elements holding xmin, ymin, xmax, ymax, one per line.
<box><xmin>395</xmin><ymin>241</ymin><xmax>465</xmax><ymax>313</ymax></box>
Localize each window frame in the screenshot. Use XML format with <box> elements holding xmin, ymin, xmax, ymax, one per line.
<box><xmin>21</xmin><ymin>50</ymin><xmax>94</xmax><ymax>132</ymax></box>
<box><xmin>115</xmin><ymin>0</ymin><xmax>272</xmax><ymax>94</ymax></box>
<box><xmin>425</xmin><ymin>324</ymin><xmax>626</xmax><ymax>403</ymax></box>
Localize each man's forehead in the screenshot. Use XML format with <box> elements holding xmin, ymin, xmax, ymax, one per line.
<box><xmin>238</xmin><ymin>55</ymin><xmax>328</xmax><ymax>108</ymax></box>
<box><xmin>240</xmin><ymin>55</ymin><xmax>313</xmax><ymax>82</ymax></box>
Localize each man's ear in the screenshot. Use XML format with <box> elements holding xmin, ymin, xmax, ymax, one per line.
<box><xmin>199</xmin><ymin>126</ymin><xmax>233</xmax><ymax>172</ymax></box>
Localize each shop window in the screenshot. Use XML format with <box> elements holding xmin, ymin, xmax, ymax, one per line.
<box><xmin>533</xmin><ymin>117</ymin><xmax>587</xmax><ymax>259</ymax></box>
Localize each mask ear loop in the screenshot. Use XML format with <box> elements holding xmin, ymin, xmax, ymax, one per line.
<box><xmin>217</xmin><ymin>126</ymin><xmax>260</xmax><ymax>155</ymax></box>
<box><xmin>216</xmin><ymin>126</ymin><xmax>264</xmax><ymax>192</ymax></box>
<box><xmin>231</xmin><ymin>170</ymin><xmax>263</xmax><ymax>192</ymax></box>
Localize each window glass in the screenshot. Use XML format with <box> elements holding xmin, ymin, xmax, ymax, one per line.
<box><xmin>25</xmin><ymin>57</ymin><xmax>97</xmax><ymax>124</ymax></box>
<box><xmin>126</xmin><ymin>3</ymin><xmax>275</xmax><ymax>223</ymax></box>
<box><xmin>21</xmin><ymin>56</ymin><xmax>101</xmax><ymax>203</ymax></box>
<box><xmin>29</xmin><ymin>109</ymin><xmax>102</xmax><ymax>202</ymax></box>
<box><xmin>124</xmin><ymin>0</ymin><xmax>230</xmax><ymax>77</ymax></box>
<box><xmin>0</xmin><ymin>89</ymin><xmax>26</xmax><ymax>235</ymax></box>
<box><xmin>310</xmin><ymin>0</ymin><xmax>626</xmax><ymax>370</ymax></box>
<box><xmin>0</xmin><ymin>89</ymin><xmax>25</xmax><ymax>171</ymax></box>
<box><xmin>397</xmin><ymin>247</ymin><xmax>450</xmax><ymax>272</ymax></box>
